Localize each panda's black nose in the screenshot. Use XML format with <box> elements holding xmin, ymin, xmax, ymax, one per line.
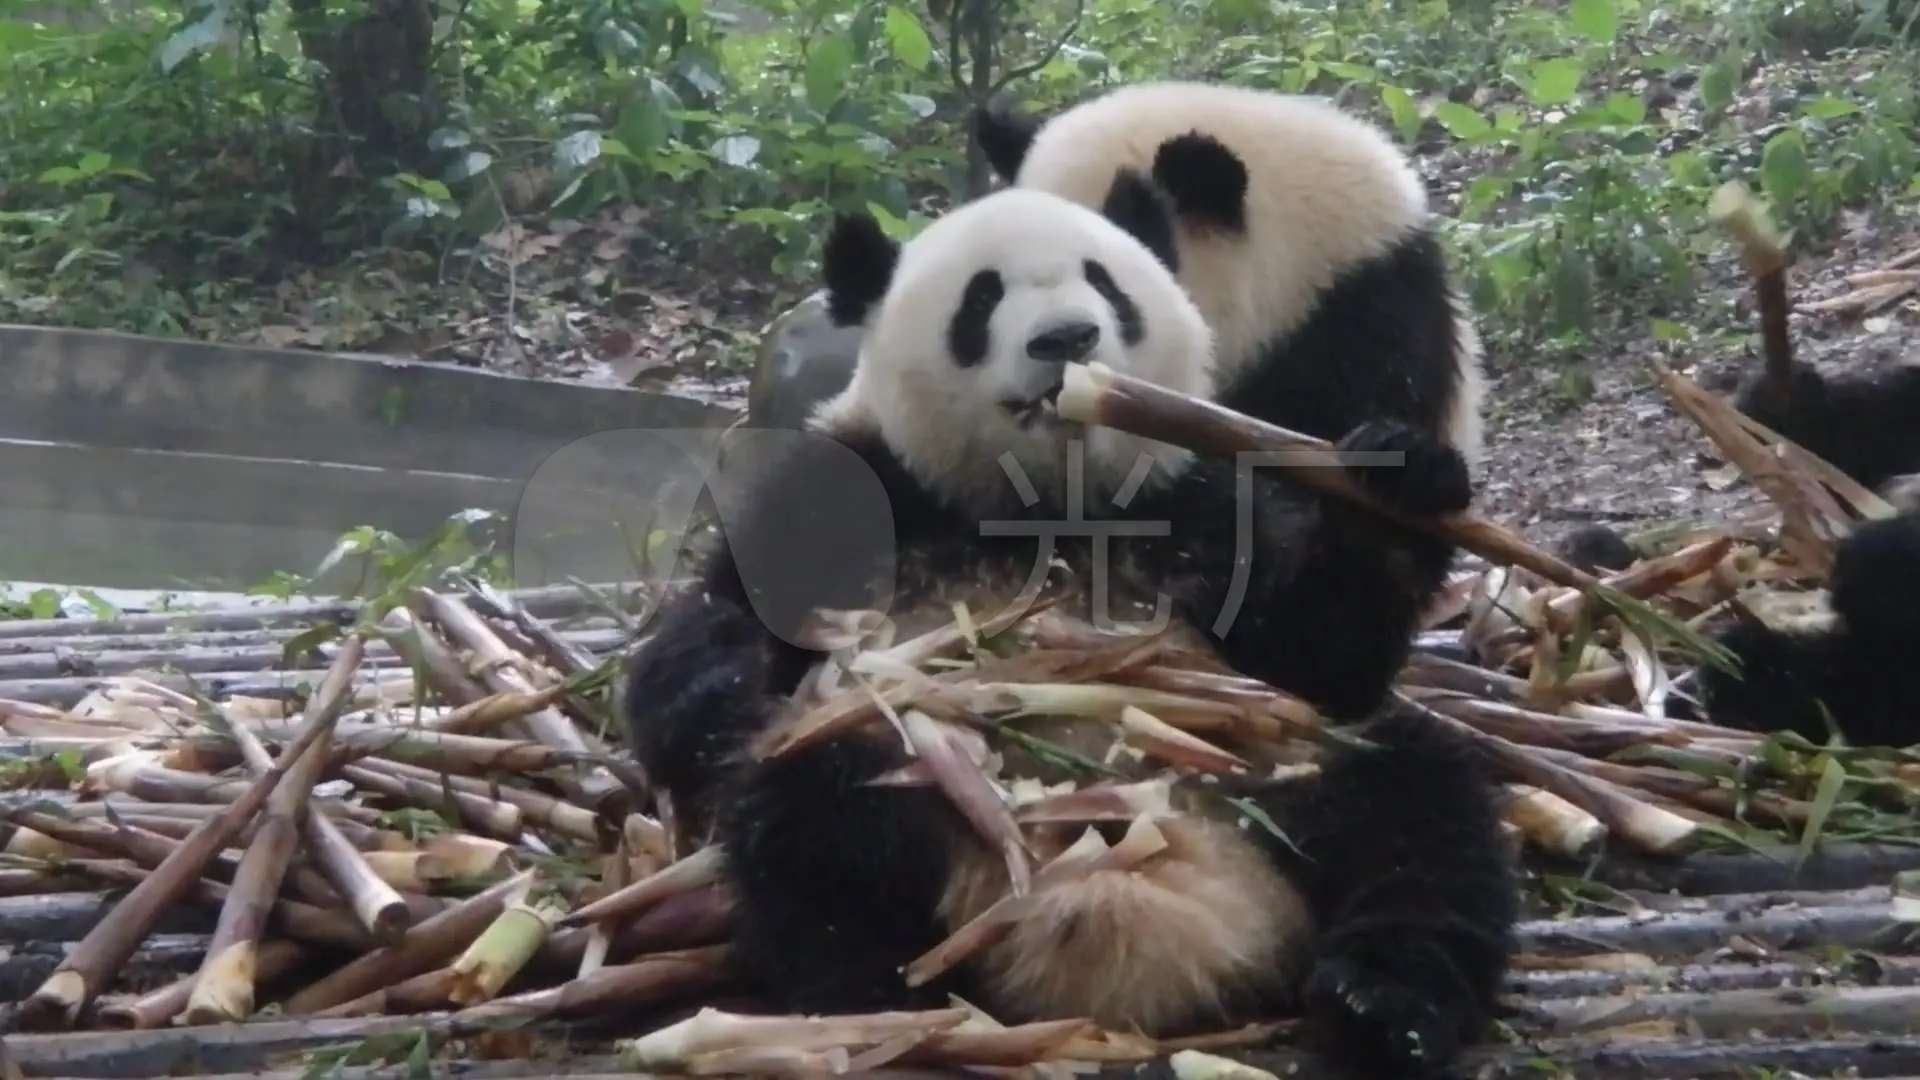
<box><xmin>1026</xmin><ymin>320</ymin><xmax>1101</xmax><ymax>363</ymax></box>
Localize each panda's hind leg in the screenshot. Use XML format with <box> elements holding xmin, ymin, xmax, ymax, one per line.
<box><xmin>714</xmin><ymin>730</ymin><xmax>970</xmax><ymax>1015</ymax></box>
<box><xmin>1261</xmin><ymin>704</ymin><xmax>1516</xmax><ymax>1079</ymax></box>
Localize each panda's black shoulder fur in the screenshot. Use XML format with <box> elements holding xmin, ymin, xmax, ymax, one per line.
<box><xmin>1212</xmin><ymin>226</ymin><xmax>1465</xmax><ymax>447</ymax></box>
<box><xmin>1697</xmin><ymin>508</ymin><xmax>1920</xmax><ymax>747</ymax></box>
<box><xmin>1733</xmin><ymin>359</ymin><xmax>1920</xmax><ymax>492</ymax></box>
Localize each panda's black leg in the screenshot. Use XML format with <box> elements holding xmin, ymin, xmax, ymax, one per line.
<box><xmin>1255</xmin><ymin>705</ymin><xmax>1516</xmax><ymax>1080</ymax></box>
<box><xmin>621</xmin><ymin>593</ymin><xmax>801</xmax><ymax>844</ymax></box>
<box><xmin>715</xmin><ymin>731</ymin><xmax>970</xmax><ymax>1015</ymax></box>
<box><xmin>1826</xmin><ymin>508</ymin><xmax>1920</xmax><ymax>643</ymax></box>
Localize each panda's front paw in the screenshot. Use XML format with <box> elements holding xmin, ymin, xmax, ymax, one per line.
<box><xmin>1334</xmin><ymin>421</ymin><xmax>1472</xmax><ymax>519</ymax></box>
<box><xmin>1303</xmin><ymin>955</ymin><xmax>1459</xmax><ymax>1080</ymax></box>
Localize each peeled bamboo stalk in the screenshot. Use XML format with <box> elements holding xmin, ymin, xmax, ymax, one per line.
<box><xmin>220</xmin><ymin>680</ymin><xmax>413</xmax><ymax>946</ymax></box>
<box><xmin>1502</xmin><ymin>784</ymin><xmax>1606</xmax><ymax>857</ymax></box>
<box><xmin>97</xmin><ymin>939</ymin><xmax>305</xmax><ymax>1030</ymax></box>
<box><xmin>1055</xmin><ymin>362</ymin><xmax>1601</xmax><ymax>591</ymax></box>
<box><xmin>446</xmin><ymin>888</ymin><xmax>567</xmax><ymax>1005</ymax></box>
<box><xmin>17</xmin><ymin>638</ymin><xmax>364</xmax><ymax>1030</ymax></box>
<box><xmin>187</xmin><ymin>636</ymin><xmax>366</xmax><ymax>1023</ymax></box>
<box><xmin>280</xmin><ymin>869</ymin><xmax>538</xmax><ymax>1015</ymax></box>
<box><xmin>413</xmin><ymin>590</ymin><xmax>629</xmax><ymax>816</ymax></box>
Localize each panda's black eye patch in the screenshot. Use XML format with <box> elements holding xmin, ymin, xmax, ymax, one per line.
<box><xmin>1082</xmin><ymin>260</ymin><xmax>1144</xmax><ymax>346</ymax></box>
<box><xmin>947</xmin><ymin>270</ymin><xmax>1004</xmax><ymax>368</ymax></box>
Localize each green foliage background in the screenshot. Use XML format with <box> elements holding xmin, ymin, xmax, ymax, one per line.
<box><xmin>0</xmin><ymin>0</ymin><xmax>1914</xmax><ymax>359</ymax></box>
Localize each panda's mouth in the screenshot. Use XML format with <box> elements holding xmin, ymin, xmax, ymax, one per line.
<box><xmin>1001</xmin><ymin>385</ymin><xmax>1066</xmax><ymax>428</ymax></box>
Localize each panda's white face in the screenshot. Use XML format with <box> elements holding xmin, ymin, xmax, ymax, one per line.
<box><xmin>818</xmin><ymin>189</ymin><xmax>1215</xmax><ymax>515</ymax></box>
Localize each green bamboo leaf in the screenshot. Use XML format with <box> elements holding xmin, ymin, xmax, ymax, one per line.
<box><xmin>1379</xmin><ymin>84</ymin><xmax>1422</xmax><ymax>143</ymax></box>
<box><xmin>1698</xmin><ymin>56</ymin><xmax>1737</xmax><ymax>111</ymax></box>
<box><xmin>1797</xmin><ymin>753</ymin><xmax>1848</xmax><ymax>865</ymax></box>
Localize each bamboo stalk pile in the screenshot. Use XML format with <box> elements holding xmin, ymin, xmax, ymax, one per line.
<box><xmin>0</xmin><ymin>491</ymin><xmax>1910</xmax><ymax>1077</ymax></box>
<box><xmin>0</xmin><ymin>447</ymin><xmax>1911</xmax><ymax>1076</ymax></box>
<box><xmin>0</xmin><ymin>191</ymin><xmax>1915</xmax><ymax>1077</ymax></box>
<box><xmin>0</xmin><ymin>589</ymin><xmax>740</xmax><ymax>1040</ymax></box>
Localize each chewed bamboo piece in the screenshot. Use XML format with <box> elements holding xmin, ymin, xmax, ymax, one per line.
<box><xmin>1710</xmin><ymin>181</ymin><xmax>1796</xmax><ymax>402</ymax></box>
<box><xmin>1501</xmin><ymin>784</ymin><xmax>1605</xmax><ymax>858</ymax></box>
<box><xmin>217</xmin><ymin>694</ymin><xmax>411</xmax><ymax>947</ymax></box>
<box><xmin>446</xmin><ymin>888</ymin><xmax>567</xmax><ymax>1005</ymax></box>
<box><xmin>1653</xmin><ymin>363</ymin><xmax>1851</xmax><ymax>576</ymax></box>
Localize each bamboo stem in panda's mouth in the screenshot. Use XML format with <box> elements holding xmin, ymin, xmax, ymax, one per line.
<box><xmin>1055</xmin><ymin>362</ymin><xmax>1602</xmax><ymax>593</ymax></box>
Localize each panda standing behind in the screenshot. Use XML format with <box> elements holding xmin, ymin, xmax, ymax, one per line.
<box><xmin>974</xmin><ymin>80</ymin><xmax>1488</xmax><ymax>465</ymax></box>
<box><xmin>620</xmin><ymin>179</ymin><xmax>1517</xmax><ymax>1079</ymax></box>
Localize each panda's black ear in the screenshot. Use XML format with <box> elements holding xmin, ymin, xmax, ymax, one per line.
<box><xmin>1151</xmin><ymin>131</ymin><xmax>1250</xmax><ymax>236</ymax></box>
<box><xmin>1100</xmin><ymin>170</ymin><xmax>1182</xmax><ymax>275</ymax></box>
<box><xmin>973</xmin><ymin>99</ymin><xmax>1042</xmax><ymax>184</ymax></box>
<box><xmin>821</xmin><ymin>213</ymin><xmax>899</xmax><ymax>327</ymax></box>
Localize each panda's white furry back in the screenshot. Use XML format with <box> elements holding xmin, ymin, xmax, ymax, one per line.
<box><xmin>975</xmin><ymin>80</ymin><xmax>1487</xmax><ymax>467</ymax></box>
<box><xmin>619</xmin><ymin>180</ymin><xmax>1517</xmax><ymax>1079</ymax></box>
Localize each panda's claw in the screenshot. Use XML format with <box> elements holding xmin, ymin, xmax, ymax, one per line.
<box><xmin>1303</xmin><ymin>955</ymin><xmax>1459</xmax><ymax>1079</ymax></box>
<box><xmin>1332</xmin><ymin>420</ymin><xmax>1473</xmax><ymax>519</ymax></box>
